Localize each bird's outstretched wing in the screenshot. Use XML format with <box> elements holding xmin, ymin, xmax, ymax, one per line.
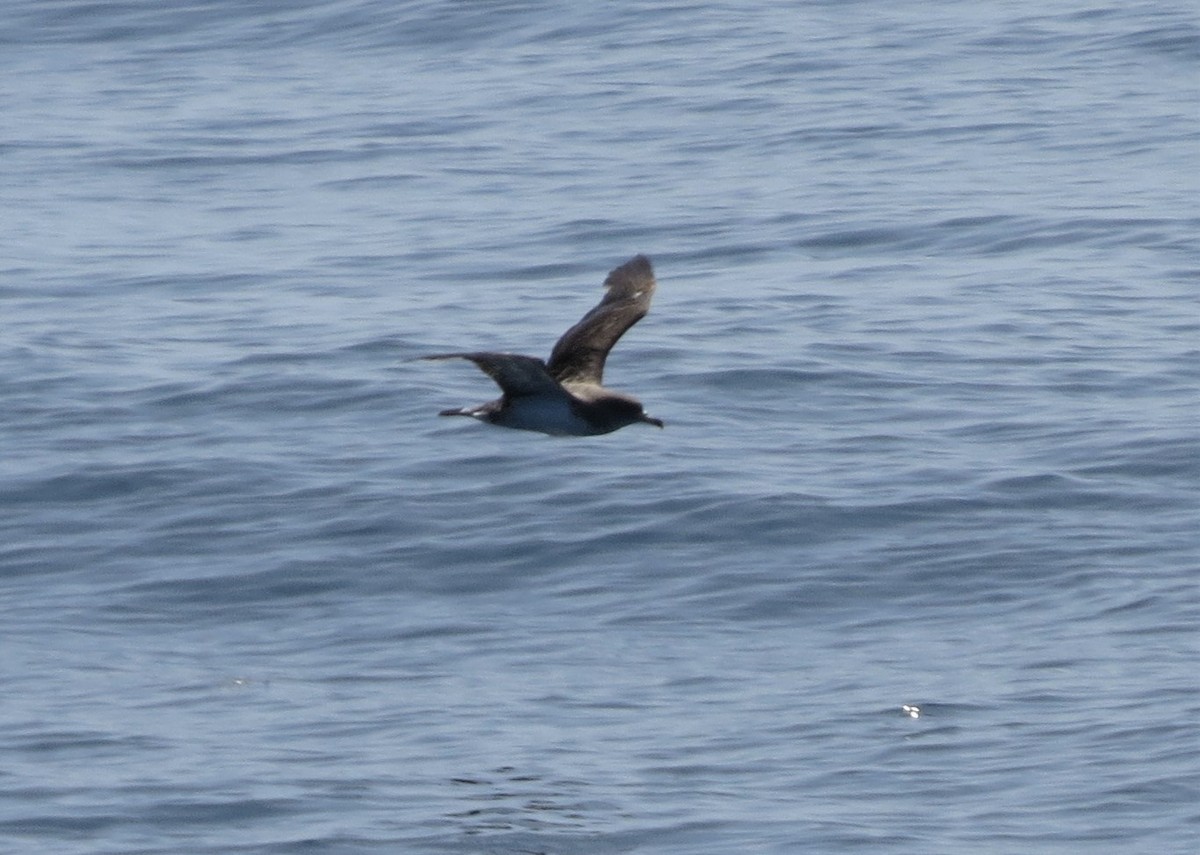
<box><xmin>546</xmin><ymin>255</ymin><xmax>655</xmax><ymax>386</ymax></box>
<box><xmin>421</xmin><ymin>352</ymin><xmax>564</xmax><ymax>398</ymax></box>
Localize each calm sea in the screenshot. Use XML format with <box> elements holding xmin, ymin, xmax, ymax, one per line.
<box><xmin>2</xmin><ymin>1</ymin><xmax>1198</xmax><ymax>853</ymax></box>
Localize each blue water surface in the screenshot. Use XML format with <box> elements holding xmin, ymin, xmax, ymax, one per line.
<box><xmin>2</xmin><ymin>1</ymin><xmax>1198</xmax><ymax>853</ymax></box>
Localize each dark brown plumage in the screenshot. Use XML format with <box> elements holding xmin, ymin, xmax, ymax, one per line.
<box><xmin>423</xmin><ymin>255</ymin><xmax>662</xmax><ymax>436</ymax></box>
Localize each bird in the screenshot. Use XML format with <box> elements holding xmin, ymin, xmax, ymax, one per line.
<box><xmin>423</xmin><ymin>254</ymin><xmax>663</xmax><ymax>436</ymax></box>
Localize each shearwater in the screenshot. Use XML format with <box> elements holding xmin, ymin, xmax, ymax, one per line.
<box><xmin>423</xmin><ymin>254</ymin><xmax>663</xmax><ymax>436</ymax></box>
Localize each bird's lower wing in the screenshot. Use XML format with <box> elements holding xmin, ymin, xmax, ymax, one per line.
<box><xmin>421</xmin><ymin>352</ymin><xmax>565</xmax><ymax>397</ymax></box>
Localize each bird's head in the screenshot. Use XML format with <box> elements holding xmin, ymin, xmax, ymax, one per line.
<box><xmin>604</xmin><ymin>394</ymin><xmax>663</xmax><ymax>431</ymax></box>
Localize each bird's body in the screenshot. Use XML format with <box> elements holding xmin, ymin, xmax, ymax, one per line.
<box><xmin>423</xmin><ymin>255</ymin><xmax>662</xmax><ymax>436</ymax></box>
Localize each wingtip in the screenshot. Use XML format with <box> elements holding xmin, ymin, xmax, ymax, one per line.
<box><xmin>608</xmin><ymin>254</ymin><xmax>654</xmax><ymax>282</ymax></box>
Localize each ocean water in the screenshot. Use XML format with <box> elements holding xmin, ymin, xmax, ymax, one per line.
<box><xmin>2</xmin><ymin>1</ymin><xmax>1198</xmax><ymax>852</ymax></box>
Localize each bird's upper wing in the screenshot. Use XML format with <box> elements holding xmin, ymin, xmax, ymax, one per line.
<box><xmin>421</xmin><ymin>352</ymin><xmax>565</xmax><ymax>398</ymax></box>
<box><xmin>546</xmin><ymin>255</ymin><xmax>656</xmax><ymax>386</ymax></box>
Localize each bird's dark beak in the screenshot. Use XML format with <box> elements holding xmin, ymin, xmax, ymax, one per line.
<box><xmin>641</xmin><ymin>414</ymin><xmax>665</xmax><ymax>429</ymax></box>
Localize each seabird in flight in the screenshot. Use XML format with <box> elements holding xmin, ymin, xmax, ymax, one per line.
<box><xmin>423</xmin><ymin>254</ymin><xmax>663</xmax><ymax>436</ymax></box>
